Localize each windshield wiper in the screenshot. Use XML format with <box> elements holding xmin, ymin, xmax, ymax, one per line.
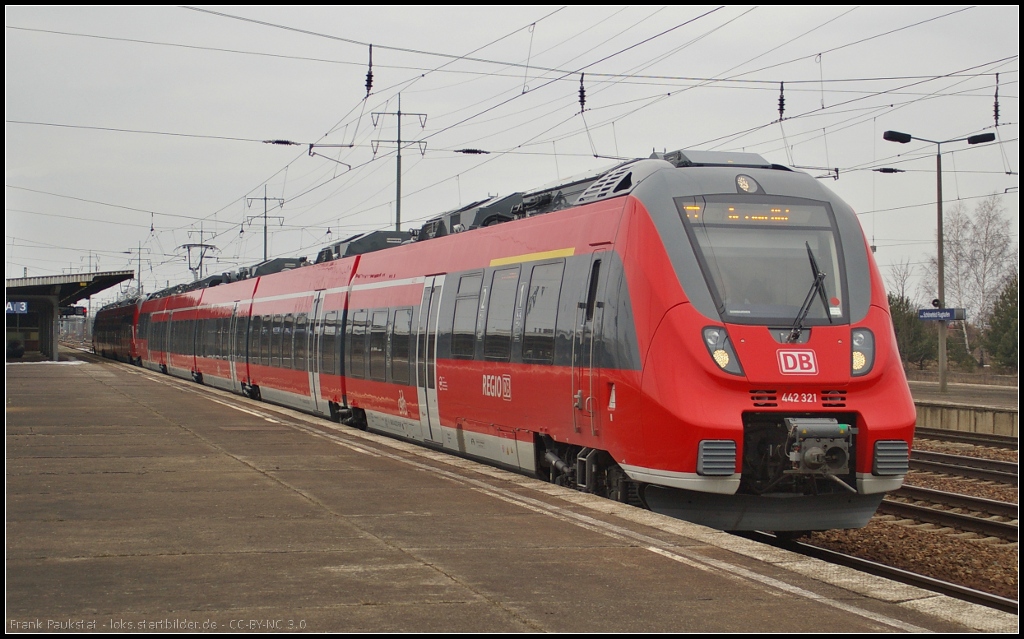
<box><xmin>788</xmin><ymin>242</ymin><xmax>833</xmax><ymax>343</ymax></box>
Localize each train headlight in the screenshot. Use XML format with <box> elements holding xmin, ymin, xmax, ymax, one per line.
<box><xmin>702</xmin><ymin>327</ymin><xmax>744</xmax><ymax>375</ymax></box>
<box><xmin>851</xmin><ymin>329</ymin><xmax>874</xmax><ymax>376</ymax></box>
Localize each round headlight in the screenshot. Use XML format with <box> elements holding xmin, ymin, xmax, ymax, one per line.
<box><xmin>852</xmin><ymin>351</ymin><xmax>867</xmax><ymax>371</ymax></box>
<box><xmin>713</xmin><ymin>349</ymin><xmax>730</xmax><ymax>368</ymax></box>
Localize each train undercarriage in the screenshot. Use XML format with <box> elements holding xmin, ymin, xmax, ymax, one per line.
<box><xmin>534</xmin><ymin>415</ymin><xmax>886</xmax><ymax>533</ymax></box>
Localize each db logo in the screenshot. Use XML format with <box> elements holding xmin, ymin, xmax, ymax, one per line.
<box><xmin>482</xmin><ymin>374</ymin><xmax>512</xmax><ymax>401</ymax></box>
<box><xmin>778</xmin><ymin>350</ymin><xmax>818</xmax><ymax>375</ymax></box>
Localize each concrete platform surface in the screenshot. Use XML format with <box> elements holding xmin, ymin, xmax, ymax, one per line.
<box><xmin>6</xmin><ymin>354</ymin><xmax>1017</xmax><ymax>633</ymax></box>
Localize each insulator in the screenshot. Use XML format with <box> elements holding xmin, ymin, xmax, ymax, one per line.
<box><xmin>578</xmin><ymin>73</ymin><xmax>585</xmax><ymax>112</ymax></box>
<box><xmin>994</xmin><ymin>73</ymin><xmax>1000</xmax><ymax>126</ymax></box>
<box><xmin>365</xmin><ymin>44</ymin><xmax>373</xmax><ymax>97</ymax></box>
<box><xmin>778</xmin><ymin>82</ymin><xmax>785</xmax><ymax>120</ymax></box>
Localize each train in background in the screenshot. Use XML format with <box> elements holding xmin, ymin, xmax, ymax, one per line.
<box><xmin>94</xmin><ymin>149</ymin><xmax>916</xmax><ymax>532</ymax></box>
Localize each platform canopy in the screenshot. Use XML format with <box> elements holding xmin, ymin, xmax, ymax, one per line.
<box><xmin>6</xmin><ymin>270</ymin><xmax>135</xmax><ymax>308</ymax></box>
<box><xmin>6</xmin><ymin>270</ymin><xmax>135</xmax><ymax>361</ymax></box>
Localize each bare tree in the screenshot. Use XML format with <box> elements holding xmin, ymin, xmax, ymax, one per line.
<box><xmin>921</xmin><ymin>195</ymin><xmax>1018</xmax><ymax>361</ymax></box>
<box><xmin>886</xmin><ymin>258</ymin><xmax>918</xmax><ymax>303</ymax></box>
<box><xmin>886</xmin><ymin>259</ymin><xmax>936</xmax><ymax>369</ymax></box>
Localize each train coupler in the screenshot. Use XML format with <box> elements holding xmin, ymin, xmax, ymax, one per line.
<box><xmin>783</xmin><ymin>417</ymin><xmax>855</xmax><ymax>480</ymax></box>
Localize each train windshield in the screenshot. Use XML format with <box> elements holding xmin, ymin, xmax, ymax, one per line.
<box><xmin>677</xmin><ymin>196</ymin><xmax>847</xmax><ymax>325</ymax></box>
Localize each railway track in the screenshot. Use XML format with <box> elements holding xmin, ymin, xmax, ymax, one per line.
<box><xmin>897</xmin><ymin>446</ymin><xmax>1018</xmax><ymax>541</ymax></box>
<box><xmin>915</xmin><ymin>427</ymin><xmax>1018</xmax><ymax>450</ymax></box>
<box><xmin>882</xmin><ymin>485</ymin><xmax>1017</xmax><ymax>542</ymax></box>
<box><xmin>741</xmin><ymin>531</ymin><xmax>1019</xmax><ymax>614</ymax></box>
<box><xmin>910</xmin><ymin>450</ymin><xmax>1018</xmax><ymax>484</ymax></box>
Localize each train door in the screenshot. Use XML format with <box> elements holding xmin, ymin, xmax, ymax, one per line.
<box><xmin>308</xmin><ymin>291</ymin><xmax>326</xmax><ymax>414</ymax></box>
<box><xmin>159</xmin><ymin>311</ymin><xmax>171</xmax><ymax>371</ymax></box>
<box><xmin>572</xmin><ymin>251</ymin><xmax>607</xmax><ymax>436</ymax></box>
<box><xmin>229</xmin><ymin>302</ymin><xmax>243</xmax><ymax>390</ymax></box>
<box><xmin>415</xmin><ymin>275</ymin><xmax>446</xmax><ymax>443</ymax></box>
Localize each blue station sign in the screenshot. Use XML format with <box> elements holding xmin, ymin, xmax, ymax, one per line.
<box><xmin>6</xmin><ymin>301</ymin><xmax>29</xmax><ymax>314</ymax></box>
<box><xmin>918</xmin><ymin>308</ymin><xmax>966</xmax><ymax>321</ymax></box>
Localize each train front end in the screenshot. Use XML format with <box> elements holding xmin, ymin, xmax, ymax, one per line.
<box><xmin>625</xmin><ymin>151</ymin><xmax>915</xmax><ymax>531</ymax></box>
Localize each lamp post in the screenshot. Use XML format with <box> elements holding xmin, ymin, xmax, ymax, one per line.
<box><xmin>882</xmin><ymin>130</ymin><xmax>996</xmax><ymax>392</ymax></box>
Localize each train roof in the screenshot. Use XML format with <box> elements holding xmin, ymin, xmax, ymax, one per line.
<box><xmin>96</xmin><ymin>296</ymin><xmax>142</xmax><ymax>313</ymax></box>
<box><xmin>139</xmin><ymin>148</ymin><xmax>791</xmax><ymax>299</ymax></box>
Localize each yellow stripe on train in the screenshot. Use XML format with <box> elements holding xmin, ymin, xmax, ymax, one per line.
<box><xmin>489</xmin><ymin>247</ymin><xmax>575</xmax><ymax>267</ymax></box>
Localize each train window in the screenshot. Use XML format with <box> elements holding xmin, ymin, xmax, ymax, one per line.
<box><xmin>218</xmin><ymin>317</ymin><xmax>226</xmax><ymax>358</ymax></box>
<box><xmin>585</xmin><ymin>260</ymin><xmax>602</xmax><ymax>322</ymax></box>
<box><xmin>457</xmin><ymin>273</ymin><xmax>482</xmax><ymax>296</ymax></box>
<box><xmin>523</xmin><ymin>262</ymin><xmax>564</xmax><ymax>364</ymax></box>
<box><xmin>139</xmin><ymin>314</ymin><xmax>149</xmax><ymax>345</ymax></box>
<box><xmin>270</xmin><ymin>315</ymin><xmax>282</xmax><ymax>367</ymax></box>
<box><xmin>349</xmin><ymin>310</ymin><xmax>368</xmax><ymax>379</ymax></box>
<box><xmin>451</xmin><ymin>297</ymin><xmax>478</xmax><ymax>359</ymax></box>
<box><xmin>220</xmin><ymin>317</ymin><xmax>229</xmax><ymax>359</ymax></box>
<box><xmin>211</xmin><ymin>318</ymin><xmax>220</xmax><ymax>359</ymax></box>
<box><xmin>391</xmin><ymin>308</ymin><xmax>412</xmax><ymax>385</ymax></box>
<box><xmin>282</xmin><ymin>314</ymin><xmax>295</xmax><ymax>369</ymax></box>
<box><xmin>484</xmin><ymin>267</ymin><xmax>520</xmax><ymax>361</ymax></box>
<box><xmin>321</xmin><ymin>311</ymin><xmax>338</xmax><ymax>376</ymax></box>
<box><xmin>250</xmin><ymin>316</ymin><xmax>262</xmax><ymax>364</ymax></box>
<box><xmin>294</xmin><ymin>314</ymin><xmax>308</xmax><ymax>372</ymax></box>
<box><xmin>206</xmin><ymin>317</ymin><xmax>212</xmax><ymax>359</ymax></box>
<box><xmin>453</xmin><ymin>272</ymin><xmax>482</xmax><ymax>359</ymax></box>
<box><xmin>234</xmin><ymin>313</ymin><xmax>248</xmax><ymax>362</ymax></box>
<box><xmin>261</xmin><ymin>315</ymin><xmax>272</xmax><ymax>366</ymax></box>
<box><xmin>208</xmin><ymin>318</ymin><xmax>216</xmax><ymax>359</ymax></box>
<box><xmin>679</xmin><ymin>196</ymin><xmax>846</xmax><ymax>324</ymax></box>
<box><xmin>369</xmin><ymin>310</ymin><xmax>388</xmax><ymax>381</ymax></box>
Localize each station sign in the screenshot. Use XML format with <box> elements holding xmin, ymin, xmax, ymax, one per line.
<box><xmin>6</xmin><ymin>301</ymin><xmax>28</xmax><ymax>314</ymax></box>
<box><xmin>918</xmin><ymin>308</ymin><xmax>966</xmax><ymax>321</ymax></box>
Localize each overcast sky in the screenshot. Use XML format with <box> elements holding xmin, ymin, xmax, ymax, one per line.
<box><xmin>5</xmin><ymin>5</ymin><xmax>1018</xmax><ymax>308</ymax></box>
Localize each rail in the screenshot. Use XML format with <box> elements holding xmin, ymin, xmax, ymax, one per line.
<box><xmin>739</xmin><ymin>531</ymin><xmax>1019</xmax><ymax>615</ymax></box>
<box><xmin>910</xmin><ymin>450</ymin><xmax>1018</xmax><ymax>484</ymax></box>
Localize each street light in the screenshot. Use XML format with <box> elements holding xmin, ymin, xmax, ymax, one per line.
<box><xmin>882</xmin><ymin>129</ymin><xmax>996</xmax><ymax>392</ymax></box>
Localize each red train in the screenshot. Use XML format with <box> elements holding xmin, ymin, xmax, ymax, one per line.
<box><xmin>94</xmin><ymin>149</ymin><xmax>916</xmax><ymax>532</ymax></box>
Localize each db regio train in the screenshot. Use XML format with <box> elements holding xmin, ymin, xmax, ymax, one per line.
<box><xmin>94</xmin><ymin>149</ymin><xmax>916</xmax><ymax>532</ymax></box>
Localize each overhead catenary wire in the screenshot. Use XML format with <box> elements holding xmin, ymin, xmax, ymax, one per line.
<box><xmin>7</xmin><ymin>6</ymin><xmax>1016</xmax><ymax>289</ymax></box>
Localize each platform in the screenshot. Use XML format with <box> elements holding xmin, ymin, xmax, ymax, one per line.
<box><xmin>5</xmin><ymin>353</ymin><xmax>1017</xmax><ymax>632</ymax></box>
